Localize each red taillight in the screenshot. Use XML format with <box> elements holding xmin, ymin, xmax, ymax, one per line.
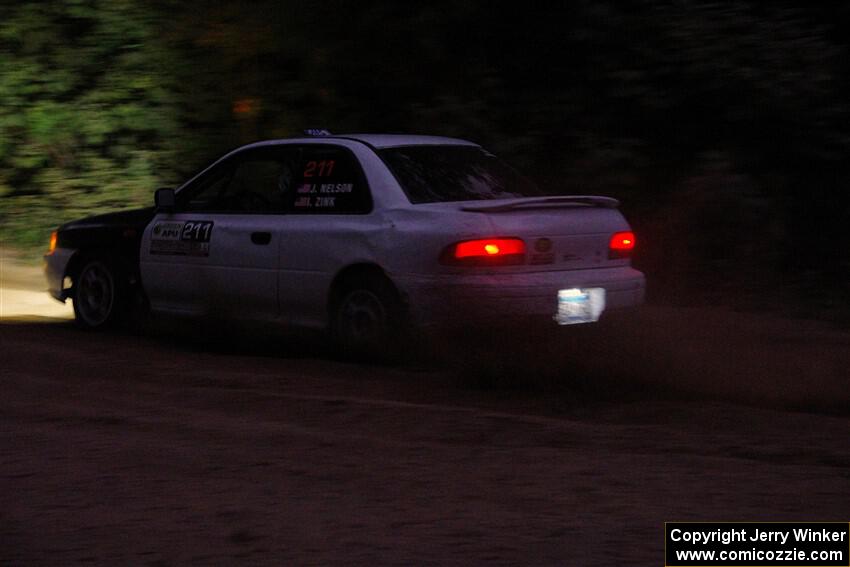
<box><xmin>455</xmin><ymin>238</ymin><xmax>525</xmax><ymax>258</ymax></box>
<box><xmin>609</xmin><ymin>231</ymin><xmax>635</xmax><ymax>259</ymax></box>
<box><xmin>441</xmin><ymin>238</ymin><xmax>526</xmax><ymax>266</ymax></box>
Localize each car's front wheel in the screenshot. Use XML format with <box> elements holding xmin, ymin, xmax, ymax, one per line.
<box><xmin>72</xmin><ymin>257</ymin><xmax>127</xmax><ymax>329</ymax></box>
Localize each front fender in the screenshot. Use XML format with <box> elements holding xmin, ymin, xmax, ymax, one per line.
<box><xmin>44</xmin><ymin>247</ymin><xmax>77</xmax><ymax>301</ymax></box>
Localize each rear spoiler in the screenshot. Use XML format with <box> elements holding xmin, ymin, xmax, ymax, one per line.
<box><xmin>460</xmin><ymin>195</ymin><xmax>620</xmax><ymax>213</ymax></box>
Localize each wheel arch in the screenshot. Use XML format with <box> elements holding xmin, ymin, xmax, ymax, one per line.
<box><xmin>65</xmin><ymin>247</ymin><xmax>136</xmax><ymax>290</ymax></box>
<box><xmin>327</xmin><ymin>262</ymin><xmax>406</xmax><ymax>322</ymax></box>
<box><xmin>327</xmin><ymin>262</ymin><xmax>415</xmax><ymax>359</ymax></box>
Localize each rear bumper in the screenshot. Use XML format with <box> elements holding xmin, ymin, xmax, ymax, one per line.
<box><xmin>396</xmin><ymin>266</ymin><xmax>645</xmax><ymax>328</ymax></box>
<box><xmin>44</xmin><ymin>248</ymin><xmax>76</xmax><ymax>301</ymax></box>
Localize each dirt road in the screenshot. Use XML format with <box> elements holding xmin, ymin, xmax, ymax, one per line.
<box><xmin>2</xmin><ymin>315</ymin><xmax>849</xmax><ymax>565</ymax></box>
<box><xmin>2</xmin><ymin>253</ymin><xmax>850</xmax><ymax>564</ymax></box>
<box><xmin>0</xmin><ymin>250</ymin><xmax>73</xmax><ymax>320</ymax></box>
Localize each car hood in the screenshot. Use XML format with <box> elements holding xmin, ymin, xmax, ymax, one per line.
<box><xmin>60</xmin><ymin>207</ymin><xmax>156</xmax><ymax>232</ymax></box>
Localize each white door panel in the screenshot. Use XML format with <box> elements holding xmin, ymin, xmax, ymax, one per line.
<box><xmin>140</xmin><ymin>213</ymin><xmax>279</xmax><ymax>320</ymax></box>
<box><xmin>202</xmin><ymin>215</ymin><xmax>279</xmax><ymax>320</ymax></box>
<box><xmin>276</xmin><ymin>269</ymin><xmax>332</xmax><ymax>328</ymax></box>
<box><xmin>140</xmin><ymin>214</ymin><xmax>214</xmax><ymax>315</ymax></box>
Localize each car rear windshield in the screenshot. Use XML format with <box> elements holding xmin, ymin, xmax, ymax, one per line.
<box><xmin>378</xmin><ymin>145</ymin><xmax>545</xmax><ymax>204</ymax></box>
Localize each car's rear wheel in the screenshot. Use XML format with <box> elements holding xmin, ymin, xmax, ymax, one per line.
<box><xmin>332</xmin><ymin>274</ymin><xmax>405</xmax><ymax>360</ymax></box>
<box><xmin>72</xmin><ymin>257</ymin><xmax>127</xmax><ymax>329</ymax></box>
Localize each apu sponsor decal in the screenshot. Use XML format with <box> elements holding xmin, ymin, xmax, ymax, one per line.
<box><xmin>150</xmin><ymin>221</ymin><xmax>213</xmax><ymax>256</ymax></box>
<box><xmin>152</xmin><ymin>222</ymin><xmax>182</xmax><ymax>240</ymax></box>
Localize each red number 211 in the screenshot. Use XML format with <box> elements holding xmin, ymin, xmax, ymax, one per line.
<box><xmin>304</xmin><ymin>160</ymin><xmax>335</xmax><ymax>177</ymax></box>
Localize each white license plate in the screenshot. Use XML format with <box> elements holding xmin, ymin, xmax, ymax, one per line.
<box><xmin>554</xmin><ymin>288</ymin><xmax>606</xmax><ymax>325</ymax></box>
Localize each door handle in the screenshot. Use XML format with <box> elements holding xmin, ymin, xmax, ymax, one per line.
<box><xmin>251</xmin><ymin>231</ymin><xmax>271</xmax><ymax>245</ymax></box>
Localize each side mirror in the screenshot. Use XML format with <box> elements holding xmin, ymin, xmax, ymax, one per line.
<box><xmin>154</xmin><ymin>188</ymin><xmax>175</xmax><ymax>212</ymax></box>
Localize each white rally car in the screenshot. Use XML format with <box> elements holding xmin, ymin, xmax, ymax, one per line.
<box><xmin>45</xmin><ymin>133</ymin><xmax>645</xmax><ymax>354</ymax></box>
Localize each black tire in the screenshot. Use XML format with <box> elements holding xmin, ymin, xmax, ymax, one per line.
<box><xmin>331</xmin><ymin>273</ymin><xmax>406</xmax><ymax>360</ymax></box>
<box><xmin>72</xmin><ymin>256</ymin><xmax>128</xmax><ymax>330</ymax></box>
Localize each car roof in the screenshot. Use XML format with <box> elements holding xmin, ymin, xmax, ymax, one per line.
<box><xmin>240</xmin><ymin>134</ymin><xmax>481</xmax><ymax>151</ymax></box>
<box><xmin>336</xmin><ymin>134</ymin><xmax>480</xmax><ymax>148</ymax></box>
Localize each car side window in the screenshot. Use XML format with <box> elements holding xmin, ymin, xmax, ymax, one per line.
<box><xmin>286</xmin><ymin>145</ymin><xmax>372</xmax><ymax>214</ymax></box>
<box><xmin>180</xmin><ymin>147</ymin><xmax>300</xmax><ymax>213</ymax></box>
<box><xmin>180</xmin><ymin>162</ymin><xmax>234</xmax><ymax>211</ymax></box>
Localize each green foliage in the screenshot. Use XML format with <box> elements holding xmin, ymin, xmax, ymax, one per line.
<box><xmin>0</xmin><ymin>0</ymin><xmax>180</xmax><ymax>250</ymax></box>
<box><xmin>1</xmin><ymin>0</ymin><xmax>848</xmax><ymax>284</ymax></box>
